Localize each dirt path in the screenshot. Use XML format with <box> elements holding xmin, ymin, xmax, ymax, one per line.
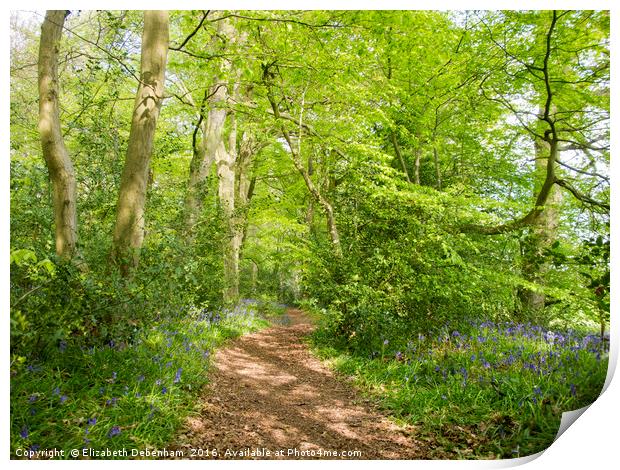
<box><xmin>172</xmin><ymin>309</ymin><xmax>423</xmax><ymax>459</ymax></box>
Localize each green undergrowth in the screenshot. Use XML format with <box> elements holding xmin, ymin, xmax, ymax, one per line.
<box><xmin>10</xmin><ymin>301</ymin><xmax>269</xmax><ymax>459</ymax></box>
<box><xmin>311</xmin><ymin>319</ymin><xmax>608</xmax><ymax>459</ymax></box>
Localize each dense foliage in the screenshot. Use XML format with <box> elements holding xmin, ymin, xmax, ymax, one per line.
<box><xmin>10</xmin><ymin>9</ymin><xmax>609</xmax><ymax>459</ymax></box>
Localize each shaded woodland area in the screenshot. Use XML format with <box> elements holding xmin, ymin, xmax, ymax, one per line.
<box><xmin>10</xmin><ymin>10</ymin><xmax>609</xmax><ymax>459</ymax></box>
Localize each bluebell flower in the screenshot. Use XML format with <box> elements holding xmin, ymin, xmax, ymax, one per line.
<box><xmin>161</xmin><ymin>386</ymin><xmax>168</xmax><ymax>394</ymax></box>
<box><xmin>28</xmin><ymin>395</ymin><xmax>37</xmax><ymax>403</ymax></box>
<box><xmin>174</xmin><ymin>368</ymin><xmax>182</xmax><ymax>384</ymax></box>
<box><xmin>570</xmin><ymin>384</ymin><xmax>576</xmax><ymax>397</ymax></box>
<box><xmin>20</xmin><ymin>426</ymin><xmax>28</xmax><ymax>439</ymax></box>
<box><xmin>59</xmin><ymin>395</ymin><xmax>68</xmax><ymax>404</ymax></box>
<box><xmin>88</xmin><ymin>418</ymin><xmax>97</xmax><ymax>426</ymax></box>
<box><xmin>107</xmin><ymin>426</ymin><xmax>121</xmax><ymax>438</ymax></box>
<box><xmin>383</xmin><ymin>339</ymin><xmax>389</xmax><ymax>346</ymax></box>
<box><xmin>137</xmin><ymin>374</ymin><xmax>145</xmax><ymax>382</ymax></box>
<box><xmin>52</xmin><ymin>387</ymin><xmax>60</xmax><ymax>396</ymax></box>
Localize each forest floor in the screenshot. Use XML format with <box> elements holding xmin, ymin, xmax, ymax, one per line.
<box><xmin>171</xmin><ymin>308</ymin><xmax>425</xmax><ymax>459</ymax></box>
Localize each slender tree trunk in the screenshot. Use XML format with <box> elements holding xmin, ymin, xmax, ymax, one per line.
<box><xmin>231</xmin><ymin>131</ymin><xmax>261</xmax><ymax>296</ymax></box>
<box><xmin>218</xmin><ymin>118</ymin><xmax>238</xmax><ymax>302</ymax></box>
<box><xmin>38</xmin><ymin>10</ymin><xmax>78</xmax><ymax>261</ymax></box>
<box><xmin>391</xmin><ymin>132</ymin><xmax>411</xmax><ymax>183</ymax></box>
<box><xmin>433</xmin><ymin>144</ymin><xmax>442</xmax><ymax>190</ymax></box>
<box><xmin>184</xmin><ymin>91</ymin><xmax>213</xmax><ymax>235</ymax></box>
<box><xmin>413</xmin><ymin>146</ymin><xmax>421</xmax><ymax>185</ymax></box>
<box><xmin>519</xmin><ymin>134</ymin><xmax>562</xmax><ymax>313</ymax></box>
<box><xmin>111</xmin><ymin>11</ymin><xmax>169</xmax><ymax>275</ymax></box>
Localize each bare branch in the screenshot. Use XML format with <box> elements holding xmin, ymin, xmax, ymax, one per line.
<box><xmin>554</xmin><ymin>178</ymin><xmax>609</xmax><ymax>212</ymax></box>
<box><xmin>170</xmin><ymin>10</ymin><xmax>210</xmax><ymax>51</ymax></box>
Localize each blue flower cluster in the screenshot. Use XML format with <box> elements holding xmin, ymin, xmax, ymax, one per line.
<box><xmin>15</xmin><ymin>300</ymin><xmax>263</xmax><ymax>454</ymax></box>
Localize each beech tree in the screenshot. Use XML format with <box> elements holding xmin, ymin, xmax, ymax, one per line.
<box><xmin>111</xmin><ymin>10</ymin><xmax>169</xmax><ymax>275</ymax></box>
<box><xmin>37</xmin><ymin>10</ymin><xmax>78</xmax><ymax>261</ymax></box>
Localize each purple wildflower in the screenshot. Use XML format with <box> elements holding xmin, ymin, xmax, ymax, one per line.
<box><xmin>174</xmin><ymin>368</ymin><xmax>182</xmax><ymax>384</ymax></box>
<box><xmin>107</xmin><ymin>426</ymin><xmax>121</xmax><ymax>438</ymax></box>
<box><xmin>161</xmin><ymin>386</ymin><xmax>168</xmax><ymax>394</ymax></box>
<box><xmin>570</xmin><ymin>384</ymin><xmax>576</xmax><ymax>397</ymax></box>
<box><xmin>137</xmin><ymin>374</ymin><xmax>145</xmax><ymax>382</ymax></box>
<box><xmin>59</xmin><ymin>395</ymin><xmax>68</xmax><ymax>404</ymax></box>
<box><xmin>20</xmin><ymin>426</ymin><xmax>28</xmax><ymax>439</ymax></box>
<box><xmin>88</xmin><ymin>418</ymin><xmax>97</xmax><ymax>426</ymax></box>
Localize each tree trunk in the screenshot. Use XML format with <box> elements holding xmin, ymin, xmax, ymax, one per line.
<box><xmin>111</xmin><ymin>11</ymin><xmax>169</xmax><ymax>275</ymax></box>
<box><xmin>433</xmin><ymin>144</ymin><xmax>442</xmax><ymax>190</ymax></box>
<box><xmin>519</xmin><ymin>135</ymin><xmax>562</xmax><ymax>313</ymax></box>
<box><xmin>38</xmin><ymin>10</ymin><xmax>78</xmax><ymax>261</ymax></box>
<box><xmin>184</xmin><ymin>91</ymin><xmax>213</xmax><ymax>235</ymax></box>
<box><xmin>218</xmin><ymin>118</ymin><xmax>238</xmax><ymax>302</ymax></box>
<box><xmin>391</xmin><ymin>131</ymin><xmax>411</xmax><ymax>183</ymax></box>
<box><xmin>413</xmin><ymin>146</ymin><xmax>421</xmax><ymax>185</ymax></box>
<box><xmin>232</xmin><ymin>131</ymin><xmax>260</xmax><ymax>296</ymax></box>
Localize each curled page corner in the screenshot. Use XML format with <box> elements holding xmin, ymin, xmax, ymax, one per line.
<box><xmin>554</xmin><ymin>404</ymin><xmax>591</xmax><ymax>442</ymax></box>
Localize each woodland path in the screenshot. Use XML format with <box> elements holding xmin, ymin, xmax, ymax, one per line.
<box><xmin>172</xmin><ymin>308</ymin><xmax>424</xmax><ymax>459</ymax></box>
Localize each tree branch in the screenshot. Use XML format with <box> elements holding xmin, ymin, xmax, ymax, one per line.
<box><xmin>554</xmin><ymin>179</ymin><xmax>609</xmax><ymax>212</ymax></box>
<box><xmin>170</xmin><ymin>10</ymin><xmax>210</xmax><ymax>51</ymax></box>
